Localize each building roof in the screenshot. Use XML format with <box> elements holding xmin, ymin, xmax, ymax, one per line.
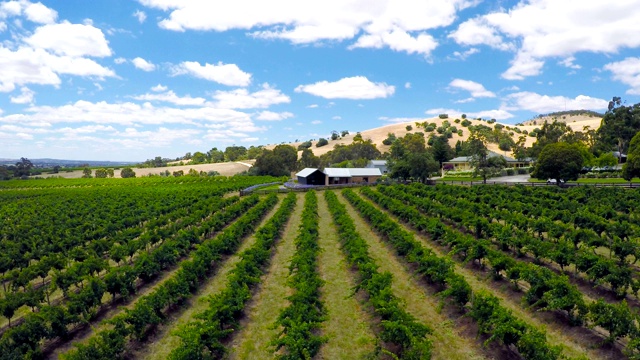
<box><xmin>296</xmin><ymin>168</ymin><xmax>322</xmax><ymax>177</ymax></box>
<box><xmin>368</xmin><ymin>160</ymin><xmax>387</xmax><ymax>166</ymax></box>
<box><xmin>444</xmin><ymin>151</ymin><xmax>522</xmax><ymax>164</ymax></box>
<box><xmin>324</xmin><ymin>167</ymin><xmax>382</xmax><ymax>177</ymax></box>
<box><xmin>348</xmin><ymin>168</ymin><xmax>382</xmax><ymax>176</ymax></box>
<box><xmin>323</xmin><ymin>168</ymin><xmax>352</xmax><ymax>177</ymax></box>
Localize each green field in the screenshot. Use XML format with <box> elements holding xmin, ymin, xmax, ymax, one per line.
<box><xmin>1</xmin><ymin>177</ymin><xmax>639</xmax><ymax>359</ymax></box>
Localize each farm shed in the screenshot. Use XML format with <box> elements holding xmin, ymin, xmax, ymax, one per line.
<box><xmin>296</xmin><ymin>168</ymin><xmax>326</xmax><ymax>185</ymax></box>
<box><xmin>324</xmin><ymin>168</ymin><xmax>382</xmax><ymax>185</ymax></box>
<box><xmin>367</xmin><ymin>160</ymin><xmax>388</xmax><ymax>174</ymax></box>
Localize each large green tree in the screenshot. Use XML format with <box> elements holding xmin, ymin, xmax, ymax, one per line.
<box><xmin>532</xmin><ymin>143</ymin><xmax>584</xmax><ymax>184</ymax></box>
<box><xmin>387</xmin><ymin>133</ymin><xmax>439</xmax><ymax>183</ymax></box>
<box><xmin>224</xmin><ymin>146</ymin><xmax>247</xmax><ymax>161</ymax></box>
<box><xmin>468</xmin><ymin>134</ymin><xmax>507</xmax><ymax>184</ymax></box>
<box><xmin>298</xmin><ymin>148</ymin><xmax>320</xmax><ymax>169</ymax></box>
<box><xmin>14</xmin><ymin>157</ymin><xmax>33</xmax><ymax>177</ymax></box>
<box><xmin>529</xmin><ymin>120</ymin><xmax>574</xmax><ymax>158</ymax></box>
<box><xmin>623</xmin><ymin>131</ymin><xmax>640</xmax><ymax>181</ymax></box>
<box><xmin>207</xmin><ymin>147</ymin><xmax>225</xmax><ymax>163</ymax></box>
<box><xmin>272</xmin><ymin>144</ymin><xmax>298</xmax><ymax>172</ymax></box>
<box><xmin>253</xmin><ymin>150</ymin><xmax>289</xmax><ymax>176</ymax></box>
<box><xmin>597</xmin><ymin>98</ymin><xmax>640</xmax><ymax>160</ymax></box>
<box><xmin>430</xmin><ymin>134</ymin><xmax>454</xmax><ymax>166</ymax></box>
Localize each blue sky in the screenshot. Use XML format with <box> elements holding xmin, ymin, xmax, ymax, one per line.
<box><xmin>1</xmin><ymin>0</ymin><xmax>640</xmax><ymax>161</ymax></box>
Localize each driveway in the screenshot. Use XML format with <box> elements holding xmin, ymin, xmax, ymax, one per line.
<box><xmin>489</xmin><ymin>174</ymin><xmax>531</xmax><ymax>183</ymax></box>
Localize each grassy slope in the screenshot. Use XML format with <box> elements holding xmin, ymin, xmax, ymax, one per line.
<box><xmin>266</xmin><ymin>115</ymin><xmax>603</xmax><ymax>159</ymax></box>
<box><xmin>336</xmin><ymin>192</ymin><xmax>487</xmax><ymax>360</ymax></box>
<box><xmin>315</xmin><ymin>191</ymin><xmax>377</xmax><ymax>359</ymax></box>
<box><xmin>228</xmin><ymin>193</ymin><xmax>304</xmax><ymax>359</ymax></box>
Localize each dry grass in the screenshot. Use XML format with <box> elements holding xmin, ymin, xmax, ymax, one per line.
<box><xmin>335</xmin><ymin>192</ymin><xmax>487</xmax><ymax>360</ymax></box>
<box><xmin>315</xmin><ymin>192</ymin><xmax>377</xmax><ymax>359</ymax></box>
<box><xmin>228</xmin><ymin>193</ymin><xmax>304</xmax><ymax>360</ymax></box>
<box><xmin>34</xmin><ymin>161</ymin><xmax>252</xmax><ymax>179</ymax></box>
<box><xmin>266</xmin><ymin>115</ymin><xmax>603</xmax><ymax>159</ymax></box>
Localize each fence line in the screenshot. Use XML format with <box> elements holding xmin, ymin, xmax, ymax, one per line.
<box><xmin>435</xmin><ymin>180</ymin><xmax>640</xmax><ymax>188</ymax></box>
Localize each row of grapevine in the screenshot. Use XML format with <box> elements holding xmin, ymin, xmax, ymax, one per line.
<box><xmin>271</xmin><ymin>191</ymin><xmax>326</xmax><ymax>359</ymax></box>
<box><xmin>0</xmin><ymin>175</ymin><xmax>281</xmax><ymax>190</ymax></box>
<box><xmin>0</xmin><ymin>179</ymin><xmax>250</xmax><ymax>290</ymax></box>
<box><xmin>0</xmin><ymin>195</ymin><xmax>241</xmax><ymax>331</ymax></box>
<box><xmin>169</xmin><ymin>192</ymin><xmax>297</xmax><ymax>359</ymax></box>
<box><xmin>0</xmin><ymin>195</ymin><xmax>263</xmax><ymax>359</ymax></box>
<box><xmin>62</xmin><ymin>193</ymin><xmax>280</xmax><ymax>360</ymax></box>
<box><xmin>344</xmin><ymin>189</ymin><xmax>563</xmax><ymax>359</ymax></box>
<box><xmin>368</xmin><ymin>185</ymin><xmax>640</xmax><ymax>356</ymax></box>
<box><xmin>424</xmin><ymin>184</ymin><xmax>640</xmax><ymax>278</ymax></box>
<box><xmin>324</xmin><ymin>191</ymin><xmax>432</xmax><ymax>359</ymax></box>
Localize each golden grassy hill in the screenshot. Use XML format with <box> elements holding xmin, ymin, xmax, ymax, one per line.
<box><xmin>268</xmin><ymin>115</ymin><xmax>604</xmax><ymax>158</ymax></box>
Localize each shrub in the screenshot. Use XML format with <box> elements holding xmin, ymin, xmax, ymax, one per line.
<box><xmin>461</xmin><ymin>119</ymin><xmax>471</xmax><ymax>127</ymax></box>
<box><xmin>316</xmin><ymin>138</ymin><xmax>329</xmax><ymax>147</ymax></box>
<box><xmin>406</xmin><ymin>125</ymin><xmax>413</xmax><ymax>131</ymax></box>
<box><xmin>298</xmin><ymin>141</ymin><xmax>312</xmax><ymax>150</ymax></box>
<box><xmin>121</xmin><ymin>168</ymin><xmax>136</xmax><ymax>178</ymax></box>
<box><xmin>506</xmin><ymin>169</ymin><xmax>515</xmax><ymax>176</ymax></box>
<box><xmin>439</xmin><ymin>114</ymin><xmax>449</xmax><ymax>119</ymax></box>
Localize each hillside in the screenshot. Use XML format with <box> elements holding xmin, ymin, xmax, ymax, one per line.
<box><xmin>522</xmin><ymin>110</ymin><xmax>603</xmax><ymax>126</ymax></box>
<box><xmin>33</xmin><ymin>161</ymin><xmax>254</xmax><ymax>179</ymax></box>
<box><xmin>268</xmin><ymin>115</ymin><xmax>603</xmax><ymax>158</ymax></box>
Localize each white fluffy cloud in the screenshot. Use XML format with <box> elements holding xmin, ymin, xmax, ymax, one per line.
<box><xmin>132</xmin><ymin>90</ymin><xmax>206</xmax><ymax>106</ymax></box>
<box><xmin>0</xmin><ymin>46</ymin><xmax>115</xmax><ymax>92</ymax></box>
<box><xmin>507</xmin><ymin>92</ymin><xmax>608</xmax><ymax>114</ymax></box>
<box><xmin>151</xmin><ymin>84</ymin><xmax>168</xmax><ymax>92</ymax></box>
<box><xmin>449</xmin><ymin>79</ymin><xmax>495</xmax><ymax>98</ymax></box>
<box><xmin>451</xmin><ymin>0</ymin><xmax>640</xmax><ymax>79</ymax></box>
<box><xmin>10</xmin><ymin>86</ymin><xmax>35</xmax><ymax>104</ymax></box>
<box><xmin>133</xmin><ymin>10</ymin><xmax>146</xmax><ymax>23</ymax></box>
<box><xmin>24</xmin><ymin>2</ymin><xmax>58</xmax><ymax>24</ymax></box>
<box><xmin>295</xmin><ymin>76</ymin><xmax>395</xmax><ymax>100</ymax></box>
<box><xmin>604</xmin><ymin>57</ymin><xmax>640</xmax><ymax>95</ymax></box>
<box><xmin>424</xmin><ymin>108</ymin><xmax>513</xmax><ymax>120</ymax></box>
<box><xmin>210</xmin><ymin>84</ymin><xmax>290</xmax><ymax>109</ymax></box>
<box><xmin>139</xmin><ymin>0</ymin><xmax>476</xmax><ymax>56</ymax></box>
<box><xmin>132</xmin><ymin>57</ymin><xmax>156</xmax><ymax>71</ymax></box>
<box><xmin>172</xmin><ymin>61</ymin><xmax>251</xmax><ymax>87</ymax></box>
<box><xmin>349</xmin><ymin>29</ymin><xmax>437</xmax><ymax>56</ymax></box>
<box><xmin>0</xmin><ymin>100</ymin><xmax>252</xmax><ymax>126</ymax></box>
<box><xmin>467</xmin><ymin>109</ymin><xmax>514</xmax><ymax>120</ymax></box>
<box><xmin>25</xmin><ymin>21</ymin><xmax>112</xmax><ymax>57</ymax></box>
<box><xmin>502</xmin><ymin>53</ymin><xmax>545</xmax><ymax>80</ymax></box>
<box><xmin>0</xmin><ymin>1</ymin><xmax>57</xmax><ymax>24</ymax></box>
<box><xmin>256</xmin><ymin>111</ymin><xmax>294</xmax><ymax>121</ymax></box>
<box><xmin>448</xmin><ymin>18</ymin><xmax>512</xmax><ymax>51</ymax></box>
<box><xmin>379</xmin><ymin>116</ymin><xmax>423</xmax><ymax>123</ymax></box>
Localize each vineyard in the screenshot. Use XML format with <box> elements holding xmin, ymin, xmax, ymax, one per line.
<box><xmin>1</xmin><ymin>177</ymin><xmax>640</xmax><ymax>359</ymax></box>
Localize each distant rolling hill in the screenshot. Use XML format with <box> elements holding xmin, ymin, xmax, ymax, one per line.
<box><xmin>266</xmin><ymin>114</ymin><xmax>604</xmax><ymax>158</ymax></box>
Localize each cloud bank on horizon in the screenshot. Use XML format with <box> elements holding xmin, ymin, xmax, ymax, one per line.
<box><xmin>0</xmin><ymin>0</ymin><xmax>639</xmax><ymax>161</ymax></box>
